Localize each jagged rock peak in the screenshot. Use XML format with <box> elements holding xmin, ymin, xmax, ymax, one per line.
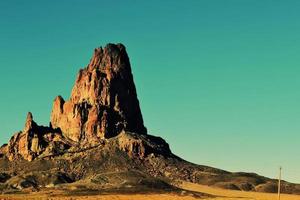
<box><xmin>24</xmin><ymin>112</ymin><xmax>37</xmax><ymax>132</ymax></box>
<box><xmin>51</xmin><ymin>43</ymin><xmax>147</xmax><ymax>144</ymax></box>
<box><xmin>26</xmin><ymin>112</ymin><xmax>33</xmax><ymax>121</ymax></box>
<box><xmin>1</xmin><ymin>43</ymin><xmax>169</xmax><ymax>162</ymax></box>
<box><xmin>88</xmin><ymin>43</ymin><xmax>128</xmax><ymax>72</ymax></box>
<box><xmin>6</xmin><ymin>112</ymin><xmax>71</xmax><ymax>161</ymax></box>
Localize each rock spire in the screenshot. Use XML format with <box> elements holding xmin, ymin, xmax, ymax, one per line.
<box><xmin>51</xmin><ymin>43</ymin><xmax>147</xmax><ymax>144</ymax></box>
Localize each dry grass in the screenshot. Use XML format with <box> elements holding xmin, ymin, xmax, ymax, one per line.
<box><xmin>0</xmin><ymin>193</ymin><xmax>198</xmax><ymax>200</ymax></box>
<box><xmin>1</xmin><ymin>182</ymin><xmax>300</xmax><ymax>200</ymax></box>
<box><xmin>180</xmin><ymin>181</ymin><xmax>300</xmax><ymax>200</ymax></box>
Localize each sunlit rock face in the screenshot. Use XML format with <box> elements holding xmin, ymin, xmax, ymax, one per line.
<box><xmin>50</xmin><ymin>43</ymin><xmax>147</xmax><ymax>145</ymax></box>
<box><xmin>5</xmin><ymin>113</ymin><xmax>71</xmax><ymax>161</ymax></box>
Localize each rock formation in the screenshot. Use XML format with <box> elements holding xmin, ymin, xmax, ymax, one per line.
<box><xmin>4</xmin><ymin>112</ymin><xmax>71</xmax><ymax>161</ymax></box>
<box><xmin>50</xmin><ymin>43</ymin><xmax>147</xmax><ymax>144</ymax></box>
<box><xmin>2</xmin><ymin>43</ymin><xmax>153</xmax><ymax>161</ymax></box>
<box><xmin>1</xmin><ymin>43</ymin><xmax>300</xmax><ymax>195</ymax></box>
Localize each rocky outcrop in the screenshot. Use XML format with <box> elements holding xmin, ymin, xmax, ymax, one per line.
<box><xmin>2</xmin><ymin>43</ymin><xmax>154</xmax><ymax>161</ymax></box>
<box><xmin>115</xmin><ymin>132</ymin><xmax>171</xmax><ymax>158</ymax></box>
<box><xmin>0</xmin><ymin>144</ymin><xmax>7</xmax><ymax>157</ymax></box>
<box><xmin>50</xmin><ymin>43</ymin><xmax>147</xmax><ymax>145</ymax></box>
<box><xmin>6</xmin><ymin>112</ymin><xmax>72</xmax><ymax>161</ymax></box>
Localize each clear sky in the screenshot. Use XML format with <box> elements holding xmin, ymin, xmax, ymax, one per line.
<box><xmin>0</xmin><ymin>0</ymin><xmax>300</xmax><ymax>183</ymax></box>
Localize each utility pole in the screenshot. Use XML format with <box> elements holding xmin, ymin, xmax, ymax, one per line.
<box><xmin>278</xmin><ymin>166</ymin><xmax>282</xmax><ymax>200</ymax></box>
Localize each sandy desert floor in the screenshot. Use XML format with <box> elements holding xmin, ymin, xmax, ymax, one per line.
<box><xmin>1</xmin><ymin>182</ymin><xmax>299</xmax><ymax>200</ymax></box>
<box><xmin>180</xmin><ymin>182</ymin><xmax>300</xmax><ymax>200</ymax></box>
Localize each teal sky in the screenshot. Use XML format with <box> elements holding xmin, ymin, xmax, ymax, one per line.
<box><xmin>1</xmin><ymin>1</ymin><xmax>300</xmax><ymax>183</ymax></box>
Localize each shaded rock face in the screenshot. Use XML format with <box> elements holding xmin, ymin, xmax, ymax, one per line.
<box><xmin>51</xmin><ymin>43</ymin><xmax>147</xmax><ymax>144</ymax></box>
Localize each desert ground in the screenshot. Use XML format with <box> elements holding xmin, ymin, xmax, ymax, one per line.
<box><xmin>1</xmin><ymin>182</ymin><xmax>299</xmax><ymax>200</ymax></box>
<box><xmin>180</xmin><ymin>182</ymin><xmax>300</xmax><ymax>200</ymax></box>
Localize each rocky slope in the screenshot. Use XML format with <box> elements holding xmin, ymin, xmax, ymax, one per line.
<box><xmin>0</xmin><ymin>43</ymin><xmax>299</xmax><ymax>195</ymax></box>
